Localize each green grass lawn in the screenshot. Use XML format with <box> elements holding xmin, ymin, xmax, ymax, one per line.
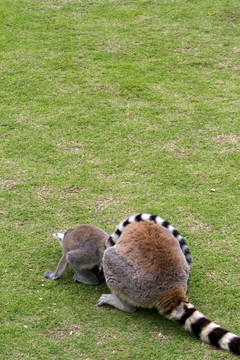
<box><xmin>1</xmin><ymin>0</ymin><xmax>240</xmax><ymax>358</ymax></box>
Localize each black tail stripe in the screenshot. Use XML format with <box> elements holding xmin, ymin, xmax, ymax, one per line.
<box><xmin>191</xmin><ymin>317</ymin><xmax>211</xmax><ymax>338</ymax></box>
<box><xmin>172</xmin><ymin>229</ymin><xmax>180</xmax><ymax>237</ymax></box>
<box><xmin>149</xmin><ymin>215</ymin><xmax>157</xmax><ymax>222</ymax></box>
<box><xmin>178</xmin><ymin>306</ymin><xmax>196</xmax><ymax>325</ymax></box>
<box><xmin>229</xmin><ymin>337</ymin><xmax>240</xmax><ymax>355</ymax></box>
<box><xmin>178</xmin><ymin>238</ymin><xmax>186</xmax><ymax>248</ymax></box>
<box><xmin>115</xmin><ymin>229</ymin><xmax>121</xmax><ymax>236</ymax></box>
<box><xmin>183</xmin><ymin>248</ymin><xmax>190</xmax><ymax>256</ymax></box>
<box><xmin>108</xmin><ymin>236</ymin><xmax>115</xmax><ymax>246</ymax></box>
<box><xmin>162</xmin><ymin>220</ymin><xmax>170</xmax><ymax>228</ymax></box>
<box><xmin>208</xmin><ymin>327</ymin><xmax>229</xmax><ymax>348</ymax></box>
<box><xmin>135</xmin><ymin>214</ymin><xmax>142</xmax><ymax>222</ymax></box>
<box><xmin>123</xmin><ymin>219</ymin><xmax>130</xmax><ymax>227</ymax></box>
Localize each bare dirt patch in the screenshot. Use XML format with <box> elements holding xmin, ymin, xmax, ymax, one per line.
<box><xmin>37</xmin><ymin>188</ymin><xmax>53</xmax><ymax>198</ymax></box>
<box><xmin>48</xmin><ymin>324</ymin><xmax>81</xmax><ymax>339</ymax></box>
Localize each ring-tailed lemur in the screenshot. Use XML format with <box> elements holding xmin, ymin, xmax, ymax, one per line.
<box><xmin>98</xmin><ymin>220</ymin><xmax>240</xmax><ymax>355</ymax></box>
<box><xmin>44</xmin><ymin>225</ymin><xmax>108</xmax><ymax>284</ymax></box>
<box><xmin>106</xmin><ymin>213</ymin><xmax>192</xmax><ymax>269</ymax></box>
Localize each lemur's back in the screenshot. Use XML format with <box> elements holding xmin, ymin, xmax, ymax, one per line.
<box><xmin>117</xmin><ymin>220</ymin><xmax>189</xmax><ymax>275</ymax></box>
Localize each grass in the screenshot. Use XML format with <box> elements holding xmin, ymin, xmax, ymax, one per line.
<box><xmin>0</xmin><ymin>0</ymin><xmax>240</xmax><ymax>358</ymax></box>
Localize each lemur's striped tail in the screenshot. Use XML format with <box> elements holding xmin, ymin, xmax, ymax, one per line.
<box><xmin>106</xmin><ymin>213</ymin><xmax>191</xmax><ymax>268</ymax></box>
<box><xmin>167</xmin><ymin>301</ymin><xmax>240</xmax><ymax>354</ymax></box>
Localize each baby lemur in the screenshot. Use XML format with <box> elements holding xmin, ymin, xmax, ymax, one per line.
<box><xmin>98</xmin><ymin>220</ymin><xmax>240</xmax><ymax>355</ymax></box>
<box><xmin>44</xmin><ymin>225</ymin><xmax>108</xmax><ymax>285</ymax></box>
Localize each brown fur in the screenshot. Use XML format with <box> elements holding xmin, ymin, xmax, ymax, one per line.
<box><xmin>156</xmin><ymin>287</ymin><xmax>188</xmax><ymax>315</ymax></box>
<box><xmin>117</xmin><ymin>220</ymin><xmax>188</xmax><ymax>274</ymax></box>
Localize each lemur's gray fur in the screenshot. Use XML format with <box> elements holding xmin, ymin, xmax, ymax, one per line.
<box><xmin>44</xmin><ymin>225</ymin><xmax>108</xmax><ymax>285</ymax></box>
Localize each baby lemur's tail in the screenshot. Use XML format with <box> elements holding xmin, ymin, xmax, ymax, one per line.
<box><xmin>164</xmin><ymin>298</ymin><xmax>240</xmax><ymax>355</ymax></box>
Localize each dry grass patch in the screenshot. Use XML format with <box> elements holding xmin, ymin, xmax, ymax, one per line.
<box><xmin>186</xmin><ymin>220</ymin><xmax>210</xmax><ymax>232</ymax></box>
<box><xmin>214</xmin><ymin>134</ymin><xmax>240</xmax><ymax>145</ymax></box>
<box><xmin>56</xmin><ymin>140</ymin><xmax>83</xmax><ymax>154</ymax></box>
<box><xmin>163</xmin><ymin>141</ymin><xmax>188</xmax><ymax>157</ymax></box>
<box><xmin>0</xmin><ymin>177</ymin><xmax>23</xmax><ymax>191</ymax></box>
<box><xmin>96</xmin><ymin>196</ymin><xmax>122</xmax><ymax>211</ymax></box>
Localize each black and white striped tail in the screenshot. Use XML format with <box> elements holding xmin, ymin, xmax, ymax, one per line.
<box><xmin>169</xmin><ymin>302</ymin><xmax>240</xmax><ymax>355</ymax></box>
<box><xmin>106</xmin><ymin>213</ymin><xmax>191</xmax><ymax>268</ymax></box>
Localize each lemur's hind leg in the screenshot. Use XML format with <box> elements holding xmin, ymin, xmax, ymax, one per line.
<box><xmin>73</xmin><ymin>269</ymin><xmax>99</xmax><ymax>285</ymax></box>
<box><xmin>98</xmin><ymin>294</ymin><xmax>137</xmax><ymax>313</ymax></box>
<box><xmin>97</xmin><ymin>247</ymin><xmax>140</xmax><ymax>312</ymax></box>
<box><xmin>67</xmin><ymin>249</ymin><xmax>99</xmax><ymax>285</ymax></box>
